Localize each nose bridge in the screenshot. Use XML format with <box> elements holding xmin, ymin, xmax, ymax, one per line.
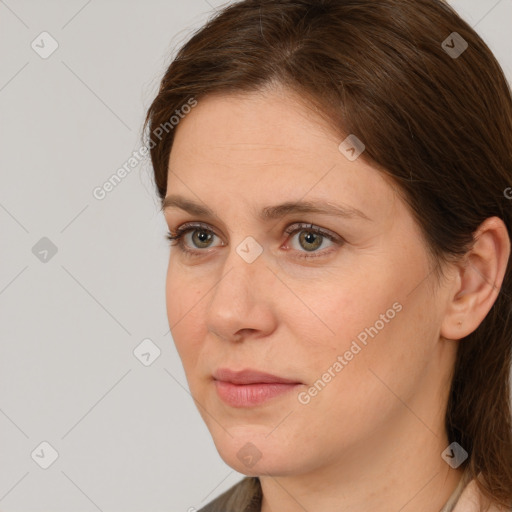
<box><xmin>205</xmin><ymin>234</ymin><xmax>274</xmax><ymax>339</ymax></box>
<box><xmin>213</xmin><ymin>235</ymin><xmax>267</xmax><ymax>305</ymax></box>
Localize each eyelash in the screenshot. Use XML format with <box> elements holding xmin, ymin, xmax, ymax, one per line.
<box><xmin>166</xmin><ymin>222</ymin><xmax>343</xmax><ymax>260</ymax></box>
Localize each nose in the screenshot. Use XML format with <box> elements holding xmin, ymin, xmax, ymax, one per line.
<box><xmin>205</xmin><ymin>242</ymin><xmax>278</xmax><ymax>343</ymax></box>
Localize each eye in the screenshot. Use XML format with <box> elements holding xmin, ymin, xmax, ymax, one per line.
<box><xmin>283</xmin><ymin>223</ymin><xmax>341</xmax><ymax>259</ymax></box>
<box><xmin>166</xmin><ymin>222</ymin><xmax>343</xmax><ymax>259</ymax></box>
<box><xmin>166</xmin><ymin>222</ymin><xmax>221</xmax><ymax>255</ymax></box>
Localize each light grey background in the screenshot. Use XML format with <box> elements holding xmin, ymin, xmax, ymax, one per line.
<box><xmin>0</xmin><ymin>1</ymin><xmax>511</xmax><ymax>511</ymax></box>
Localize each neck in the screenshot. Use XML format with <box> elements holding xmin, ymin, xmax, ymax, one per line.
<box><xmin>259</xmin><ymin>419</ymin><xmax>464</xmax><ymax>512</ymax></box>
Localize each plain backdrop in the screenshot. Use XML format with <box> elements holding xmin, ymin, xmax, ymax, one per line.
<box><xmin>1</xmin><ymin>1</ymin><xmax>511</xmax><ymax>510</ymax></box>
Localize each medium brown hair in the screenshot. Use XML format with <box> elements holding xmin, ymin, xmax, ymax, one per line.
<box><xmin>143</xmin><ymin>0</ymin><xmax>512</xmax><ymax>508</ymax></box>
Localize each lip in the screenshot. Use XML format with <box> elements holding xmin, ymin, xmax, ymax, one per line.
<box><xmin>213</xmin><ymin>368</ymin><xmax>302</xmax><ymax>407</ymax></box>
<box><xmin>213</xmin><ymin>368</ymin><xmax>301</xmax><ymax>385</ymax></box>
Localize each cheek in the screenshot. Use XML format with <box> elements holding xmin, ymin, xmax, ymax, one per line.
<box><xmin>286</xmin><ymin>264</ymin><xmax>401</xmax><ymax>357</ymax></box>
<box><xmin>301</xmin><ymin>284</ymin><xmax>435</xmax><ymax>434</ymax></box>
<box><xmin>292</xmin><ymin>312</ymin><xmax>414</xmax><ymax>453</ymax></box>
<box><xmin>165</xmin><ymin>256</ymin><xmax>211</xmax><ymax>320</ymax></box>
<box><xmin>289</xmin><ymin>259</ymin><xmax>425</xmax><ymax>402</ymax></box>
<box><xmin>165</xmin><ymin>260</ymin><xmax>206</xmax><ymax>363</ymax></box>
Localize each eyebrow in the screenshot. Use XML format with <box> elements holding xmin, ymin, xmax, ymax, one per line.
<box><xmin>162</xmin><ymin>194</ymin><xmax>372</xmax><ymax>222</ymax></box>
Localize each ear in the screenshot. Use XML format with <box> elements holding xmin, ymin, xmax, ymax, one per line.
<box><xmin>440</xmin><ymin>216</ymin><xmax>510</xmax><ymax>341</ymax></box>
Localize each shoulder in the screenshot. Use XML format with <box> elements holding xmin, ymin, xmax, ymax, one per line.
<box><xmin>197</xmin><ymin>477</ymin><xmax>262</xmax><ymax>512</ymax></box>
<box><xmin>452</xmin><ymin>475</ymin><xmax>512</xmax><ymax>512</ymax></box>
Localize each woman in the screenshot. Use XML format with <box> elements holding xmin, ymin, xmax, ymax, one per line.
<box><xmin>143</xmin><ymin>0</ymin><xmax>512</xmax><ymax>510</ymax></box>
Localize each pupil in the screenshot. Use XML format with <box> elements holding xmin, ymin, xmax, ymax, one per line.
<box><xmin>194</xmin><ymin>230</ymin><xmax>212</xmax><ymax>247</ymax></box>
<box><xmin>301</xmin><ymin>231</ymin><xmax>321</xmax><ymax>251</ymax></box>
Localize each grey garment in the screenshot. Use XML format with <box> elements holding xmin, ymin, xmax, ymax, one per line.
<box><xmin>197</xmin><ymin>467</ymin><xmax>472</xmax><ymax>512</ymax></box>
<box><xmin>197</xmin><ymin>477</ymin><xmax>262</xmax><ymax>512</ymax></box>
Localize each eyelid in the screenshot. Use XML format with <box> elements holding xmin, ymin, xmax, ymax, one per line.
<box><xmin>172</xmin><ymin>221</ymin><xmax>221</xmax><ymax>239</ymax></box>
<box><xmin>170</xmin><ymin>221</ymin><xmax>341</xmax><ymax>241</ymax></box>
<box><xmin>283</xmin><ymin>222</ymin><xmax>342</xmax><ymax>243</ymax></box>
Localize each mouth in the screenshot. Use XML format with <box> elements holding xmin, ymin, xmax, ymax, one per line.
<box><xmin>212</xmin><ymin>368</ymin><xmax>303</xmax><ymax>408</ymax></box>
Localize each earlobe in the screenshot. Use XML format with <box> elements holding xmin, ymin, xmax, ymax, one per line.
<box><xmin>440</xmin><ymin>216</ymin><xmax>510</xmax><ymax>341</ymax></box>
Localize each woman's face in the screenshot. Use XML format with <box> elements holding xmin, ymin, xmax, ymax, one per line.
<box><xmin>163</xmin><ymin>87</ymin><xmax>457</xmax><ymax>476</ymax></box>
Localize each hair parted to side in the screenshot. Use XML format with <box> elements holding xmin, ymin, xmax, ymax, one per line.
<box><xmin>143</xmin><ymin>0</ymin><xmax>512</xmax><ymax>508</ymax></box>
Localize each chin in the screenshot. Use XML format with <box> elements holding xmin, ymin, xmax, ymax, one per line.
<box><xmin>208</xmin><ymin>425</ymin><xmax>302</xmax><ymax>477</ymax></box>
<box><xmin>219</xmin><ymin>448</ymin><xmax>295</xmax><ymax>477</ymax></box>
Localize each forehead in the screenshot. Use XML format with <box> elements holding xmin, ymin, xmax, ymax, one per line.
<box><xmin>166</xmin><ymin>90</ymin><xmax>396</xmax><ymax>222</ymax></box>
<box><xmin>171</xmin><ymin>88</ymin><xmax>339</xmax><ymax>161</ymax></box>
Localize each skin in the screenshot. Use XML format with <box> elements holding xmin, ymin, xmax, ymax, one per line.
<box><xmin>162</xmin><ymin>85</ymin><xmax>510</xmax><ymax>512</ymax></box>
